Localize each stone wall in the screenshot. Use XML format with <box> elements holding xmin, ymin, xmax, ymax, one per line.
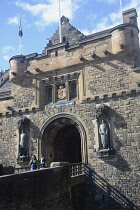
<box><xmin>0</xmin><ymin>94</ymin><xmax>140</xmax><ymax>208</ymax></box>
<box><xmin>0</xmin><ymin>165</ymin><xmax>72</xmax><ymax>210</ymax></box>
<box><xmin>87</xmin><ymin>57</ymin><xmax>136</xmax><ymax>96</ymax></box>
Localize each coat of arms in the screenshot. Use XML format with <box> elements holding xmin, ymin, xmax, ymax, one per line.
<box><xmin>57</xmin><ymin>85</ymin><xmax>66</xmax><ymax>99</ymax></box>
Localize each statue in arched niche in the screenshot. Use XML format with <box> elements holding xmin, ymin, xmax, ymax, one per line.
<box><xmin>19</xmin><ymin>130</ymin><xmax>28</xmax><ymax>157</ymax></box>
<box><xmin>99</xmin><ymin>119</ymin><xmax>109</xmax><ymax>149</ymax></box>
<box><xmin>96</xmin><ymin>105</ymin><xmax>116</xmax><ymax>157</ymax></box>
<box><xmin>18</xmin><ymin>117</ymin><xmax>30</xmax><ymax>160</ymax></box>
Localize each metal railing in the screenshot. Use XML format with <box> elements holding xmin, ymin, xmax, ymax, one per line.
<box><xmin>14</xmin><ymin>166</ymin><xmax>30</xmax><ymax>173</ymax></box>
<box><xmin>70</xmin><ymin>162</ymin><xmax>85</xmax><ymax>177</ymax></box>
<box><xmin>14</xmin><ymin>162</ymin><xmax>85</xmax><ymax>177</ymax></box>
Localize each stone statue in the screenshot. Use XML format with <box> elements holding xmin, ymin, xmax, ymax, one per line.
<box><xmin>99</xmin><ymin>119</ymin><xmax>109</xmax><ymax>149</ymax></box>
<box><xmin>19</xmin><ymin>130</ymin><xmax>28</xmax><ymax>156</ymax></box>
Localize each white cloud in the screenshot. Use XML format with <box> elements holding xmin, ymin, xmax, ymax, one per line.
<box><xmin>96</xmin><ymin>0</ymin><xmax>117</xmax><ymax>3</ymax></box>
<box><xmin>1</xmin><ymin>46</ymin><xmax>18</xmax><ymax>61</ymax></box>
<box><xmin>81</xmin><ymin>29</ymin><xmax>90</xmax><ymax>35</ymax></box>
<box><xmin>13</xmin><ymin>0</ymin><xmax>140</xmax><ymax>36</ymax></box>
<box><xmin>14</xmin><ymin>0</ymin><xmax>85</xmax><ymax>29</ymax></box>
<box><xmin>123</xmin><ymin>0</ymin><xmax>140</xmax><ymax>9</ymax></box>
<box><xmin>3</xmin><ymin>56</ymin><xmax>10</xmax><ymax>61</ymax></box>
<box><xmin>82</xmin><ymin>0</ymin><xmax>140</xmax><ymax>34</ymax></box>
<box><xmin>15</xmin><ymin>1</ymin><xmax>48</xmax><ymax>16</ymax></box>
<box><xmin>90</xmin><ymin>11</ymin><xmax>121</xmax><ymax>34</ymax></box>
<box><xmin>1</xmin><ymin>46</ymin><xmax>16</xmax><ymax>54</ymax></box>
<box><xmin>8</xmin><ymin>16</ymin><xmax>19</xmax><ymax>24</ymax></box>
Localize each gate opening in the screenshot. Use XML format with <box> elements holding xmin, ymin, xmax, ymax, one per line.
<box><xmin>42</xmin><ymin>120</ymin><xmax>82</xmax><ymax>167</ymax></box>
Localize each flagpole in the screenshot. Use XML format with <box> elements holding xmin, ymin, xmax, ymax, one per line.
<box><xmin>119</xmin><ymin>0</ymin><xmax>123</xmax><ymax>23</ymax></box>
<box><xmin>59</xmin><ymin>0</ymin><xmax>62</xmax><ymax>43</ymax></box>
<box><xmin>19</xmin><ymin>33</ymin><xmax>22</xmax><ymax>55</ymax></box>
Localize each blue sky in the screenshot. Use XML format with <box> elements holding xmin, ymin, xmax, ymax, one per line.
<box><xmin>0</xmin><ymin>0</ymin><xmax>140</xmax><ymax>71</ymax></box>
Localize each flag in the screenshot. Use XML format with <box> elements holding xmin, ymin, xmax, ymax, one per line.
<box><xmin>19</xmin><ymin>27</ymin><xmax>23</xmax><ymax>37</ymax></box>
<box><xmin>46</xmin><ymin>38</ymin><xmax>50</xmax><ymax>40</ymax></box>
<box><xmin>18</xmin><ymin>17</ymin><xmax>23</xmax><ymax>37</ymax></box>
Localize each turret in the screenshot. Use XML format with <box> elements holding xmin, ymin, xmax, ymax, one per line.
<box><xmin>111</xmin><ymin>8</ymin><xmax>139</xmax><ymax>56</ymax></box>
<box><xmin>9</xmin><ymin>55</ymin><xmax>28</xmax><ymax>83</ymax></box>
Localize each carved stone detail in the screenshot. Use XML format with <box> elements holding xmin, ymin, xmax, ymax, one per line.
<box><xmin>18</xmin><ymin>117</ymin><xmax>30</xmax><ymax>129</ymax></box>
<box><xmin>96</xmin><ymin>104</ymin><xmax>110</xmax><ymax>118</ymax></box>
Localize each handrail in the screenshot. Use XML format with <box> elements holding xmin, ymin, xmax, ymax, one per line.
<box><xmin>14</xmin><ymin>166</ymin><xmax>30</xmax><ymax>173</ymax></box>
<box><xmin>14</xmin><ymin>162</ymin><xmax>85</xmax><ymax>177</ymax></box>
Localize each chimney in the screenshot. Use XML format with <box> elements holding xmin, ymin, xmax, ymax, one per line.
<box><xmin>123</xmin><ymin>8</ymin><xmax>138</xmax><ymax>27</ymax></box>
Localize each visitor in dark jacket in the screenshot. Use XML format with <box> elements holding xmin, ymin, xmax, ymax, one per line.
<box><xmin>39</xmin><ymin>155</ymin><xmax>46</xmax><ymax>169</ymax></box>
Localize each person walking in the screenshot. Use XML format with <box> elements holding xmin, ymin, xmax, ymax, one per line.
<box><xmin>39</xmin><ymin>155</ymin><xmax>46</xmax><ymax>169</ymax></box>
<box><xmin>29</xmin><ymin>155</ymin><xmax>38</xmax><ymax>170</ymax></box>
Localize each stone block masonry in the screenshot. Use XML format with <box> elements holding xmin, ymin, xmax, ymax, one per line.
<box><xmin>0</xmin><ymin>165</ymin><xmax>72</xmax><ymax>210</ymax></box>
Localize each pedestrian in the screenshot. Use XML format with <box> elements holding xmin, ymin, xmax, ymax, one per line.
<box><xmin>29</xmin><ymin>155</ymin><xmax>38</xmax><ymax>170</ymax></box>
<box><xmin>39</xmin><ymin>155</ymin><xmax>46</xmax><ymax>169</ymax></box>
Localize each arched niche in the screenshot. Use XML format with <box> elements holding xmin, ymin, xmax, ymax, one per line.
<box><xmin>95</xmin><ymin>105</ymin><xmax>115</xmax><ymax>158</ymax></box>
<box><xmin>17</xmin><ymin>117</ymin><xmax>30</xmax><ymax>162</ymax></box>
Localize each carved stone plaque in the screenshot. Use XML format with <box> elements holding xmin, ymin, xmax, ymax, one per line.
<box><xmin>57</xmin><ymin>85</ymin><xmax>66</xmax><ymax>99</ymax></box>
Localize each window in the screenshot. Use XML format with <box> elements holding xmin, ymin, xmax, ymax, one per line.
<box><xmin>46</xmin><ymin>86</ymin><xmax>53</xmax><ymax>103</ymax></box>
<box><xmin>44</xmin><ymin>73</ymin><xmax>79</xmax><ymax>105</ymax></box>
<box><xmin>55</xmin><ymin>51</ymin><xmax>58</xmax><ymax>56</ymax></box>
<box><xmin>69</xmin><ymin>81</ymin><xmax>77</xmax><ymax>100</ymax></box>
<box><xmin>63</xmin><ymin>36</ymin><xmax>66</xmax><ymax>42</ymax></box>
<box><xmin>130</xmin><ymin>30</ymin><xmax>134</xmax><ymax>38</ymax></box>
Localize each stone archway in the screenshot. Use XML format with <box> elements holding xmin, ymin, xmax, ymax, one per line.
<box><xmin>39</xmin><ymin>114</ymin><xmax>88</xmax><ymax>167</ymax></box>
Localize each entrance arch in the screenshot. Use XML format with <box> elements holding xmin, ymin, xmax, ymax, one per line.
<box><xmin>39</xmin><ymin>114</ymin><xmax>88</xmax><ymax>167</ymax></box>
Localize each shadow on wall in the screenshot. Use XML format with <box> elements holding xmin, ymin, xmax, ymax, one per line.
<box><xmin>29</xmin><ymin>118</ymin><xmax>41</xmax><ymax>153</ymax></box>
<box><xmin>103</xmin><ymin>107</ymin><xmax>131</xmax><ymax>172</ymax></box>
<box><xmin>95</xmin><ymin>104</ymin><xmax>131</xmax><ymax>172</ymax></box>
<box><xmin>91</xmin><ymin>54</ymin><xmax>137</xmax><ymax>73</ymax></box>
<box><xmin>84</xmin><ymin>165</ymin><xmax>139</xmax><ymax>210</ymax></box>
